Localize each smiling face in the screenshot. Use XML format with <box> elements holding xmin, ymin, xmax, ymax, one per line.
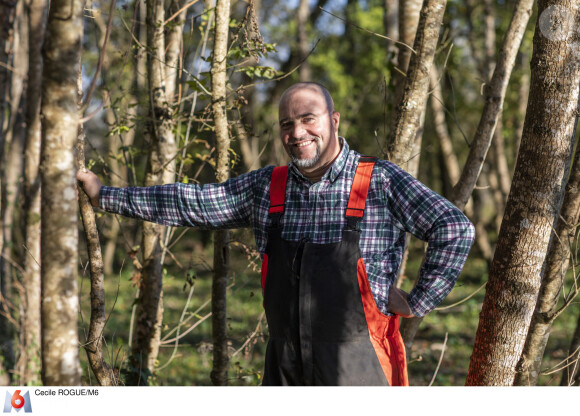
<box><xmin>278</xmin><ymin>84</ymin><xmax>341</xmax><ymax>175</ymax></box>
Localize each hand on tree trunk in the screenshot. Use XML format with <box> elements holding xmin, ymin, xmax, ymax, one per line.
<box><xmin>76</xmin><ymin>169</ymin><xmax>102</xmax><ymax>208</ymax></box>
<box><xmin>388</xmin><ymin>287</ymin><xmax>415</xmax><ymax>318</ymax></box>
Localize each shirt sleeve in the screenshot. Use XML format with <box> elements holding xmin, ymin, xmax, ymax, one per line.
<box><xmin>99</xmin><ymin>167</ymin><xmax>272</xmax><ymax>230</ymax></box>
<box><xmin>383</xmin><ymin>162</ymin><xmax>476</xmax><ymax>317</ymax></box>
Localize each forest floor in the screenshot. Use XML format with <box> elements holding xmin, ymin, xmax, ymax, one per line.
<box><xmin>78</xmin><ymin>231</ymin><xmax>580</xmax><ymax>386</ymax></box>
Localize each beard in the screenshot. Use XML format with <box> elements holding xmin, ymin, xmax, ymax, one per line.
<box><xmin>289</xmin><ymin>137</ymin><xmax>321</xmax><ymax>169</ymax></box>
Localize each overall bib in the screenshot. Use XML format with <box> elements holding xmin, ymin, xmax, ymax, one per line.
<box><xmin>260</xmin><ymin>157</ymin><xmax>409</xmax><ymax>386</ymax></box>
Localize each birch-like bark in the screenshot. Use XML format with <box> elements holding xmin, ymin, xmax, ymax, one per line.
<box><xmin>388</xmin><ymin>0</ymin><xmax>446</xmax><ymax>173</ymax></box>
<box><xmin>1</xmin><ymin>4</ymin><xmax>26</xmax><ymax>374</ymax></box>
<box><xmin>210</xmin><ymin>0</ymin><xmax>231</xmax><ymax>386</ymax></box>
<box><xmin>466</xmin><ymin>0</ymin><xmax>580</xmax><ymax>385</ymax></box>
<box><xmin>451</xmin><ymin>0</ymin><xmax>534</xmax><ymax>212</ymax></box>
<box><xmin>40</xmin><ymin>0</ymin><xmax>84</xmax><ymax>386</ymax></box>
<box><xmin>20</xmin><ymin>0</ymin><xmax>47</xmax><ymax>386</ymax></box>
<box><xmin>513</xmin><ymin>99</ymin><xmax>580</xmax><ymax>386</ymax></box>
<box><xmin>130</xmin><ymin>0</ymin><xmax>178</xmax><ymax>383</ymax></box>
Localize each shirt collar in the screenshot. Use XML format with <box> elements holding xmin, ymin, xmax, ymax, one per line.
<box><xmin>289</xmin><ymin>137</ymin><xmax>350</xmax><ymax>184</ymax></box>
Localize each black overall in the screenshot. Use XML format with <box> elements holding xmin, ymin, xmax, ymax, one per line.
<box><xmin>260</xmin><ymin>158</ymin><xmax>408</xmax><ymax>386</ymax></box>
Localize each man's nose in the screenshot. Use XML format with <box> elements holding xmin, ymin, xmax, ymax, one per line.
<box><xmin>292</xmin><ymin>122</ymin><xmax>306</xmax><ymax>138</ymax></box>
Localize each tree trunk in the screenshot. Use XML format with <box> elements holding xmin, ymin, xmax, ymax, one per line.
<box><xmin>1</xmin><ymin>0</ymin><xmax>27</xmax><ymax>383</ymax></box>
<box><xmin>40</xmin><ymin>0</ymin><xmax>84</xmax><ymax>386</ymax></box>
<box><xmin>210</xmin><ymin>0</ymin><xmax>231</xmax><ymax>386</ymax></box>
<box><xmin>297</xmin><ymin>0</ymin><xmax>311</xmax><ymax>81</ymax></box>
<box><xmin>466</xmin><ymin>0</ymin><xmax>580</xmax><ymax>386</ymax></box>
<box><xmin>451</xmin><ymin>0</ymin><xmax>534</xmax><ymax>212</ymax></box>
<box><xmin>130</xmin><ymin>0</ymin><xmax>178</xmax><ymax>384</ymax></box>
<box><xmin>513</xmin><ymin>102</ymin><xmax>580</xmax><ymax>386</ymax></box>
<box><xmin>383</xmin><ymin>0</ymin><xmax>398</xmax><ymax>58</ymax></box>
<box><xmin>77</xmin><ymin>125</ymin><xmax>117</xmax><ymax>386</ymax></box>
<box><xmin>19</xmin><ymin>0</ymin><xmax>47</xmax><ymax>386</ymax></box>
<box><xmin>0</xmin><ymin>0</ymin><xmax>17</xmax><ymax>151</ymax></box>
<box><xmin>77</xmin><ymin>36</ymin><xmax>117</xmax><ymax>384</ymax></box>
<box><xmin>387</xmin><ymin>0</ymin><xmax>446</xmax><ymax>173</ymax></box>
<box><xmin>389</xmin><ymin>0</ymin><xmax>422</xmax><ymax>118</ymax></box>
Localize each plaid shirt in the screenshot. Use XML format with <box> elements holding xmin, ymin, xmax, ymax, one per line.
<box><xmin>101</xmin><ymin>139</ymin><xmax>475</xmax><ymax>317</ymax></box>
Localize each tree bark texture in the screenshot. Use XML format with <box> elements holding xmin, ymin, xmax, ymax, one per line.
<box><xmin>130</xmin><ymin>0</ymin><xmax>178</xmax><ymax>383</ymax></box>
<box><xmin>465</xmin><ymin>0</ymin><xmax>580</xmax><ymax>386</ymax></box>
<box><xmin>389</xmin><ymin>0</ymin><xmax>421</xmax><ymax>117</ymax></box>
<box><xmin>0</xmin><ymin>0</ymin><xmax>17</xmax><ymax>150</ymax></box>
<box><xmin>20</xmin><ymin>0</ymin><xmax>47</xmax><ymax>386</ymax></box>
<box><xmin>77</xmin><ymin>122</ymin><xmax>117</xmax><ymax>385</ymax></box>
<box><xmin>388</xmin><ymin>0</ymin><xmax>446</xmax><ymax>173</ymax></box>
<box><xmin>210</xmin><ymin>0</ymin><xmax>231</xmax><ymax>386</ymax></box>
<box><xmin>40</xmin><ymin>0</ymin><xmax>84</xmax><ymax>386</ymax></box>
<box><xmin>513</xmin><ymin>102</ymin><xmax>580</xmax><ymax>386</ymax></box>
<box><xmin>451</xmin><ymin>0</ymin><xmax>534</xmax><ymax>212</ymax></box>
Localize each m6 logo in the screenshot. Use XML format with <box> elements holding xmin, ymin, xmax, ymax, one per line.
<box><xmin>3</xmin><ymin>391</ymin><xmax>32</xmax><ymax>413</ymax></box>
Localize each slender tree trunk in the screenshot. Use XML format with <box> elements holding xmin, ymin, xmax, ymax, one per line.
<box><xmin>483</xmin><ymin>0</ymin><xmax>512</xmax><ymax>221</ymax></box>
<box><xmin>237</xmin><ymin>1</ymin><xmax>262</xmax><ymax>172</ymax></box>
<box><xmin>130</xmin><ymin>0</ymin><xmax>178</xmax><ymax>384</ymax></box>
<box><xmin>1</xmin><ymin>0</ymin><xmax>27</xmax><ymax>383</ymax></box>
<box><xmin>390</xmin><ymin>0</ymin><xmax>422</xmax><ymax>118</ymax></box>
<box><xmin>0</xmin><ymin>0</ymin><xmax>17</xmax><ymax>150</ymax></box>
<box><xmin>20</xmin><ymin>0</ymin><xmax>47</xmax><ymax>386</ymax></box>
<box><xmin>389</xmin><ymin>0</ymin><xmax>444</xmax><ymax>297</ymax></box>
<box><xmin>77</xmin><ymin>47</ymin><xmax>116</xmax><ymax>385</ymax></box>
<box><xmin>77</xmin><ymin>124</ymin><xmax>117</xmax><ymax>386</ymax></box>
<box><xmin>297</xmin><ymin>0</ymin><xmax>311</xmax><ymax>81</ymax></box>
<box><xmin>388</xmin><ymin>0</ymin><xmax>446</xmax><ymax>172</ymax></box>
<box><xmin>383</xmin><ymin>0</ymin><xmax>398</xmax><ymax>58</ymax></box>
<box><xmin>451</xmin><ymin>0</ymin><xmax>534</xmax><ymax>212</ymax></box>
<box><xmin>40</xmin><ymin>0</ymin><xmax>84</xmax><ymax>386</ymax></box>
<box><xmin>513</xmin><ymin>105</ymin><xmax>580</xmax><ymax>386</ymax></box>
<box><xmin>210</xmin><ymin>0</ymin><xmax>231</xmax><ymax>386</ymax></box>
<box><xmin>466</xmin><ymin>0</ymin><xmax>580</xmax><ymax>385</ymax></box>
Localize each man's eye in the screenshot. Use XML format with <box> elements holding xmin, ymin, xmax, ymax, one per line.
<box><xmin>303</xmin><ymin>117</ymin><xmax>315</xmax><ymax>123</ymax></box>
<box><xmin>280</xmin><ymin>122</ymin><xmax>292</xmax><ymax>129</ymax></box>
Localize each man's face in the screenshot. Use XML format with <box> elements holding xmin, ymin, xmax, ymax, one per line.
<box><xmin>278</xmin><ymin>87</ymin><xmax>340</xmax><ymax>173</ymax></box>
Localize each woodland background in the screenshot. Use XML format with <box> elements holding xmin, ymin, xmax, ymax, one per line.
<box><xmin>1</xmin><ymin>0</ymin><xmax>580</xmax><ymax>386</ymax></box>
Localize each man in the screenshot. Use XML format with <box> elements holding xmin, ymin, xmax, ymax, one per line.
<box><xmin>77</xmin><ymin>82</ymin><xmax>475</xmax><ymax>386</ymax></box>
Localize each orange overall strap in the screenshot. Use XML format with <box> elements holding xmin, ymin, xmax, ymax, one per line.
<box><xmin>269</xmin><ymin>166</ymin><xmax>289</xmax><ymax>214</ymax></box>
<box><xmin>346</xmin><ymin>157</ymin><xmax>376</xmax><ymax>219</ymax></box>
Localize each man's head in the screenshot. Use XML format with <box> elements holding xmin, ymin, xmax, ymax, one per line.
<box><xmin>278</xmin><ymin>82</ymin><xmax>341</xmax><ymax>175</ymax></box>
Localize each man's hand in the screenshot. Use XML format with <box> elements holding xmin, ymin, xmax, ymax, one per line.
<box><xmin>387</xmin><ymin>287</ymin><xmax>416</xmax><ymax>318</ymax></box>
<box><xmin>76</xmin><ymin>168</ymin><xmax>102</xmax><ymax>208</ymax></box>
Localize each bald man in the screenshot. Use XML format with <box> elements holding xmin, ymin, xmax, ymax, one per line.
<box><xmin>77</xmin><ymin>82</ymin><xmax>474</xmax><ymax>386</ymax></box>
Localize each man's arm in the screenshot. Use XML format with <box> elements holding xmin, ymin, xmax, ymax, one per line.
<box><xmin>383</xmin><ymin>162</ymin><xmax>476</xmax><ymax>318</ymax></box>
<box><xmin>76</xmin><ymin>167</ymin><xmax>271</xmax><ymax>230</ymax></box>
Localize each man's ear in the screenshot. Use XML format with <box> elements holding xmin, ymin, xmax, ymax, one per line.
<box><xmin>331</xmin><ymin>111</ymin><xmax>340</xmax><ymax>133</ymax></box>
